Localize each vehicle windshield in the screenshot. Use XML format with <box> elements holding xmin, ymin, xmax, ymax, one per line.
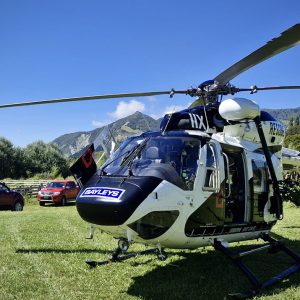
<box><xmin>102</xmin><ymin>134</ymin><xmax>202</xmax><ymax>190</ymax></box>
<box><xmin>46</xmin><ymin>182</ymin><xmax>65</xmax><ymax>188</ymax></box>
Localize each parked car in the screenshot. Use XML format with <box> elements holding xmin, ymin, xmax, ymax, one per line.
<box><xmin>37</xmin><ymin>180</ymin><xmax>80</xmax><ymax>206</ymax></box>
<box><xmin>0</xmin><ymin>182</ymin><xmax>24</xmax><ymax>211</ymax></box>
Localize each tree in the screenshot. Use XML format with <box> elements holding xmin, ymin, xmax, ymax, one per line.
<box><xmin>286</xmin><ymin>125</ymin><xmax>300</xmax><ymax>135</ymax></box>
<box><xmin>24</xmin><ymin>141</ymin><xmax>70</xmax><ymax>178</ymax></box>
<box><xmin>284</xmin><ymin>134</ymin><xmax>300</xmax><ymax>151</ymax></box>
<box><xmin>0</xmin><ymin>137</ymin><xmax>70</xmax><ymax>179</ymax></box>
<box><xmin>11</xmin><ymin>147</ymin><xmax>27</xmax><ymax>179</ymax></box>
<box><xmin>284</xmin><ymin>115</ymin><xmax>300</xmax><ymax>152</ymax></box>
<box><xmin>0</xmin><ymin>137</ymin><xmax>15</xmax><ymax>179</ymax></box>
<box><xmin>288</xmin><ymin>117</ymin><xmax>295</xmax><ymax>128</ymax></box>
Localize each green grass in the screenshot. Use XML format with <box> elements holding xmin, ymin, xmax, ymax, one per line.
<box><xmin>1</xmin><ymin>201</ymin><xmax>300</xmax><ymax>300</ymax></box>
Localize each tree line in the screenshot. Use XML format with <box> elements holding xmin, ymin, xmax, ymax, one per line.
<box><xmin>284</xmin><ymin>116</ymin><xmax>300</xmax><ymax>151</ymax></box>
<box><xmin>0</xmin><ymin>137</ymin><xmax>70</xmax><ymax>180</ymax></box>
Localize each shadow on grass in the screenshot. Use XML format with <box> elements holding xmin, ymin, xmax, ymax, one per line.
<box><xmin>127</xmin><ymin>235</ymin><xmax>300</xmax><ymax>300</ymax></box>
<box><xmin>280</xmin><ymin>226</ymin><xmax>300</xmax><ymax>229</ymax></box>
<box><xmin>16</xmin><ymin>248</ymin><xmax>111</xmax><ymax>254</ymax></box>
<box><xmin>40</xmin><ymin>202</ymin><xmax>76</xmax><ymax>208</ymax></box>
<box><xmin>0</xmin><ymin>206</ymin><xmax>14</xmax><ymax>211</ymax></box>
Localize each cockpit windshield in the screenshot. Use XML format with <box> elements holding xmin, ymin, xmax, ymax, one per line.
<box><xmin>102</xmin><ymin>134</ymin><xmax>202</xmax><ymax>190</ymax></box>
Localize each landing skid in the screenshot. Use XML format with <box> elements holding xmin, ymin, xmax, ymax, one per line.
<box><xmin>86</xmin><ymin>244</ymin><xmax>167</xmax><ymax>268</ymax></box>
<box><xmin>214</xmin><ymin>233</ymin><xmax>300</xmax><ymax>299</ymax></box>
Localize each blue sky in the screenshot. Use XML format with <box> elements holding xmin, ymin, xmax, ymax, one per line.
<box><xmin>1</xmin><ymin>0</ymin><xmax>300</xmax><ymax>147</ymax></box>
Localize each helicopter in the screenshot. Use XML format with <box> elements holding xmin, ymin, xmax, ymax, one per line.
<box><xmin>1</xmin><ymin>24</ymin><xmax>300</xmax><ymax>297</ymax></box>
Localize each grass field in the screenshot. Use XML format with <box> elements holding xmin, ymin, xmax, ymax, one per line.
<box><xmin>1</xmin><ymin>200</ymin><xmax>300</xmax><ymax>300</ymax></box>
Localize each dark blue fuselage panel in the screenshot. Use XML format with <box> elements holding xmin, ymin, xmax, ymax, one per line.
<box><xmin>76</xmin><ymin>175</ymin><xmax>161</xmax><ymax>226</ymax></box>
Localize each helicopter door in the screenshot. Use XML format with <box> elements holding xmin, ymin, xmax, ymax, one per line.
<box><xmin>195</xmin><ymin>142</ymin><xmax>225</xmax><ymax>225</ymax></box>
<box><xmin>222</xmin><ymin>146</ymin><xmax>246</xmax><ymax>223</ymax></box>
<box><xmin>250</xmin><ymin>160</ymin><xmax>269</xmax><ymax>222</ymax></box>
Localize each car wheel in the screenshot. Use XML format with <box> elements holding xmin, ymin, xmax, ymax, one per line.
<box><xmin>61</xmin><ymin>196</ymin><xmax>66</xmax><ymax>206</ymax></box>
<box><xmin>39</xmin><ymin>202</ymin><xmax>45</xmax><ymax>206</ymax></box>
<box><xmin>13</xmin><ymin>201</ymin><xmax>23</xmax><ymax>212</ymax></box>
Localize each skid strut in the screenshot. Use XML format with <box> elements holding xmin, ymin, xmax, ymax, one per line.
<box><xmin>86</xmin><ymin>247</ymin><xmax>167</xmax><ymax>268</ymax></box>
<box><xmin>214</xmin><ymin>233</ymin><xmax>300</xmax><ymax>298</ymax></box>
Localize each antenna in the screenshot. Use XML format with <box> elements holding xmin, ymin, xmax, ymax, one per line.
<box><xmin>162</xmin><ymin>107</ymin><xmax>176</xmax><ymax>135</ymax></box>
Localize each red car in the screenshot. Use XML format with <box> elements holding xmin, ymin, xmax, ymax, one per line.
<box><xmin>0</xmin><ymin>182</ymin><xmax>24</xmax><ymax>211</ymax></box>
<box><xmin>37</xmin><ymin>180</ymin><xmax>79</xmax><ymax>206</ymax></box>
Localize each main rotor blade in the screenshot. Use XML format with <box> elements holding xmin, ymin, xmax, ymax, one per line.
<box><xmin>238</xmin><ymin>85</ymin><xmax>300</xmax><ymax>92</ymax></box>
<box><xmin>0</xmin><ymin>91</ymin><xmax>173</xmax><ymax>109</ymax></box>
<box><xmin>214</xmin><ymin>24</ymin><xmax>300</xmax><ymax>85</ymax></box>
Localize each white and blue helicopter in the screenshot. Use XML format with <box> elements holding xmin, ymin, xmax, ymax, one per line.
<box><xmin>1</xmin><ymin>24</ymin><xmax>300</xmax><ymax>298</ymax></box>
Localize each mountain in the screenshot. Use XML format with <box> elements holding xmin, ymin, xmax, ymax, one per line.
<box><xmin>52</xmin><ymin>111</ymin><xmax>161</xmax><ymax>157</ymax></box>
<box><xmin>53</xmin><ymin>107</ymin><xmax>300</xmax><ymax>157</ymax></box>
<box><xmin>264</xmin><ymin>107</ymin><xmax>300</xmax><ymax>125</ymax></box>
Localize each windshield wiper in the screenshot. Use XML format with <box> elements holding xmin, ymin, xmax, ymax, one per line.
<box><xmin>99</xmin><ymin>149</ymin><xmax>132</xmax><ymax>177</ymax></box>
<box><xmin>120</xmin><ymin>137</ymin><xmax>150</xmax><ymax>170</ymax></box>
<box><xmin>99</xmin><ymin>137</ymin><xmax>149</xmax><ymax>177</ymax></box>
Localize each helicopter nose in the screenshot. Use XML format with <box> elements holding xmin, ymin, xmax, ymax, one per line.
<box><xmin>76</xmin><ymin>176</ymin><xmax>162</xmax><ymax>226</ymax></box>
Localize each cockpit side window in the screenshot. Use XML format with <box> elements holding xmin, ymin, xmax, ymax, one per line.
<box><xmin>203</xmin><ymin>144</ymin><xmax>218</xmax><ymax>191</ymax></box>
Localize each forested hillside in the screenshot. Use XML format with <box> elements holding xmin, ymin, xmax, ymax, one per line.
<box><xmin>265</xmin><ymin>107</ymin><xmax>300</xmax><ymax>125</ymax></box>
<box><xmin>284</xmin><ymin>115</ymin><xmax>300</xmax><ymax>151</ymax></box>
<box><xmin>53</xmin><ymin>111</ymin><xmax>161</xmax><ymax>157</ymax></box>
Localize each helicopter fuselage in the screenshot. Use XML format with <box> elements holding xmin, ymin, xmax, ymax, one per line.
<box><xmin>76</xmin><ymin>105</ymin><xmax>284</xmax><ymax>249</ymax></box>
